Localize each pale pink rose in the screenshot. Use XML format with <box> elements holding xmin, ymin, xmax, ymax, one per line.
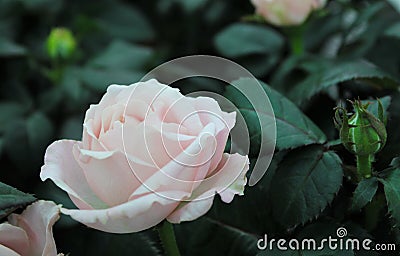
<box><xmin>0</xmin><ymin>200</ymin><xmax>62</xmax><ymax>256</ymax></box>
<box><xmin>40</xmin><ymin>79</ymin><xmax>249</xmax><ymax>233</ymax></box>
<box><xmin>251</xmin><ymin>0</ymin><xmax>327</xmax><ymax>26</ymax></box>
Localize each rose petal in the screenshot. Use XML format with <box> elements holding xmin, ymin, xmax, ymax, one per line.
<box><xmin>124</xmin><ymin>80</ymin><xmax>185</xmax><ymax>117</ymax></box>
<box><xmin>192</xmin><ymin>96</ymin><xmax>236</xmax><ymax>131</ymax></box>
<box><xmin>87</xmin><ymin>84</ymin><xmax>129</xmax><ymax>124</ymax></box>
<box><xmin>85</xmin><ymin>84</ymin><xmax>140</xmax><ymax>141</ymax></box>
<box><xmin>100</xmin><ymin>117</ymin><xmax>193</xmax><ymax>169</ymax></box>
<box><xmin>0</xmin><ymin>245</ymin><xmax>20</xmax><ymax>256</ymax></box>
<box><xmin>130</xmin><ymin>123</ymin><xmax>218</xmax><ymax>200</ymax></box>
<box><xmin>0</xmin><ymin>223</ymin><xmax>29</xmax><ymax>255</ymax></box>
<box><xmin>192</xmin><ymin>96</ymin><xmax>237</xmax><ymax>173</ymax></box>
<box><xmin>74</xmin><ymin>141</ymin><xmax>159</xmax><ymax>207</ymax></box>
<box><xmin>40</xmin><ymin>140</ymin><xmax>108</xmax><ymax>209</ymax></box>
<box><xmin>166</xmin><ymin>197</ymin><xmax>214</xmax><ymax>224</ymax></box>
<box><xmin>8</xmin><ymin>200</ymin><xmax>61</xmax><ymax>256</ymax></box>
<box><xmin>155</xmin><ymin>94</ymin><xmax>203</xmax><ymax>135</ymax></box>
<box><xmin>82</xmin><ymin>119</ymin><xmax>107</xmax><ymax>151</ymax></box>
<box><xmin>167</xmin><ymin>153</ymin><xmax>249</xmax><ymax>223</ymax></box>
<box><xmin>61</xmin><ymin>192</ymin><xmax>180</xmax><ymax>233</ymax></box>
<box><xmin>99</xmin><ymin>104</ymin><xmax>125</xmax><ymax>135</ymax></box>
<box><xmin>251</xmin><ymin>0</ymin><xmax>315</xmax><ymax>26</ymax></box>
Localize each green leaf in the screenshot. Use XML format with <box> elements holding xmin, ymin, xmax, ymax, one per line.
<box><xmin>379</xmin><ymin>168</ymin><xmax>400</xmax><ymax>227</ymax></box>
<box><xmin>225</xmin><ymin>78</ymin><xmax>326</xmax><ymax>154</ymax></box>
<box><xmin>61</xmin><ymin>67</ymin><xmax>83</xmax><ymax>101</ymax></box>
<box><xmin>3</xmin><ymin>120</ymin><xmax>32</xmax><ymax>168</ymax></box>
<box><xmin>207</xmin><ymin>153</ymin><xmax>286</xmax><ymax>236</ymax></box>
<box><xmin>0</xmin><ymin>102</ymin><xmax>27</xmax><ymax>133</ymax></box>
<box><xmin>177</xmin><ymin>0</ymin><xmax>208</xmax><ymax>12</ymax></box>
<box><xmin>0</xmin><ymin>37</ymin><xmax>26</xmax><ymax>57</ymax></box>
<box><xmin>0</xmin><ymin>182</ymin><xmax>36</xmax><ymax>219</ymax></box>
<box><xmin>269</xmin><ymin>55</ymin><xmax>307</xmax><ymax>92</ymax></box>
<box><xmin>288</xmin><ymin>60</ymin><xmax>399</xmax><ymax>105</ymax></box>
<box><xmin>340</xmin><ymin>3</ymin><xmax>388</xmax><ymax>59</ymax></box>
<box><xmin>79</xmin><ymin>67</ymin><xmax>144</xmax><ymax>93</ymax></box>
<box><xmin>214</xmin><ymin>23</ymin><xmax>284</xmax><ymax>58</ymax></box>
<box><xmin>90</xmin><ymin>232</ymin><xmax>161</xmax><ymax>256</ymax></box>
<box><xmin>377</xmin><ymin>92</ymin><xmax>400</xmax><ymax>166</ymax></box>
<box><xmin>362</xmin><ymin>96</ymin><xmax>391</xmax><ymax>120</ymax></box>
<box><xmin>390</xmin><ymin>157</ymin><xmax>400</xmax><ymax>168</ymax></box>
<box><xmin>387</xmin><ymin>0</ymin><xmax>400</xmax><ymax>13</ymax></box>
<box><xmin>304</xmin><ymin>13</ymin><xmax>343</xmax><ymax>51</ymax></box>
<box><xmin>158</xmin><ymin>0</ymin><xmax>208</xmax><ymax>13</ymax></box>
<box><xmin>378</xmin><ymin>92</ymin><xmax>400</xmax><ymax>165</ymax></box>
<box><xmin>17</xmin><ymin>0</ymin><xmax>63</xmax><ymax>13</ymax></box>
<box><xmin>270</xmin><ymin>145</ymin><xmax>343</xmax><ymax>228</ymax></box>
<box><xmin>60</xmin><ymin>227</ymin><xmax>161</xmax><ymax>255</ymax></box>
<box><xmin>3</xmin><ymin>112</ymin><xmax>54</xmax><ymax>169</ymax></box>
<box><xmin>60</xmin><ymin>116</ymin><xmax>83</xmax><ymax>140</ymax></box>
<box><xmin>176</xmin><ymin>218</ymin><xmax>258</xmax><ymax>256</ymax></box>
<box><xmin>384</xmin><ymin>22</ymin><xmax>400</xmax><ymax>39</ymax></box>
<box><xmin>350</xmin><ymin>177</ymin><xmax>379</xmax><ymax>212</ymax></box>
<box><xmin>95</xmin><ymin>3</ymin><xmax>154</xmax><ymax>42</ymax></box>
<box><xmin>0</xmin><ymin>137</ymin><xmax>3</xmax><ymax>156</ymax></box>
<box><xmin>89</xmin><ymin>40</ymin><xmax>153</xmax><ymax>70</ymax></box>
<box><xmin>238</xmin><ymin>54</ymin><xmax>280</xmax><ymax>77</ymax></box>
<box><xmin>38</xmin><ymin>86</ymin><xmax>63</xmax><ymax>113</ymax></box>
<box><xmin>26</xmin><ymin>112</ymin><xmax>54</xmax><ymax>153</ymax></box>
<box><xmin>174</xmin><ymin>154</ymin><xmax>285</xmax><ymax>256</ymax></box>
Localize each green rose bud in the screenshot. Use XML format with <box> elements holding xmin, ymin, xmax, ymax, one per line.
<box><xmin>46</xmin><ymin>28</ymin><xmax>76</xmax><ymax>60</ymax></box>
<box><xmin>334</xmin><ymin>99</ymin><xmax>387</xmax><ymax>179</ymax></box>
<box><xmin>335</xmin><ymin>100</ymin><xmax>386</xmax><ymax>155</ymax></box>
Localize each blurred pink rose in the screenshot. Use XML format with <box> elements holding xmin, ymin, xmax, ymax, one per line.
<box><xmin>251</xmin><ymin>0</ymin><xmax>326</xmax><ymax>26</ymax></box>
<box><xmin>40</xmin><ymin>79</ymin><xmax>249</xmax><ymax>233</ymax></box>
<box><xmin>0</xmin><ymin>200</ymin><xmax>62</xmax><ymax>256</ymax></box>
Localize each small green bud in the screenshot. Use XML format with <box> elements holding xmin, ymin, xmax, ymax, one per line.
<box><xmin>334</xmin><ymin>100</ymin><xmax>387</xmax><ymax>156</ymax></box>
<box><xmin>46</xmin><ymin>28</ymin><xmax>76</xmax><ymax>60</ymax></box>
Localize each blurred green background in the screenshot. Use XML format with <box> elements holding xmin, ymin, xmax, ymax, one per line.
<box><xmin>1</xmin><ymin>0</ymin><xmax>400</xmax><ymax>255</ymax></box>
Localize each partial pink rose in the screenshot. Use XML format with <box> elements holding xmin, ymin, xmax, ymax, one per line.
<box><xmin>40</xmin><ymin>79</ymin><xmax>249</xmax><ymax>234</ymax></box>
<box><xmin>0</xmin><ymin>200</ymin><xmax>62</xmax><ymax>256</ymax></box>
<box><xmin>250</xmin><ymin>0</ymin><xmax>327</xmax><ymax>26</ymax></box>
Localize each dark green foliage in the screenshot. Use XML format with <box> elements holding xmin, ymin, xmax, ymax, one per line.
<box><xmin>225</xmin><ymin>78</ymin><xmax>327</xmax><ymax>155</ymax></box>
<box><xmin>270</xmin><ymin>146</ymin><xmax>343</xmax><ymax>228</ymax></box>
<box><xmin>0</xmin><ymin>182</ymin><xmax>36</xmax><ymax>220</ymax></box>
<box><xmin>350</xmin><ymin>177</ymin><xmax>379</xmax><ymax>212</ymax></box>
<box><xmin>379</xmin><ymin>168</ymin><xmax>400</xmax><ymax>227</ymax></box>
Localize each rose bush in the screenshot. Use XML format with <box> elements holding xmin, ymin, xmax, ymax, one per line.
<box><xmin>250</xmin><ymin>0</ymin><xmax>326</xmax><ymax>26</ymax></box>
<box><xmin>0</xmin><ymin>200</ymin><xmax>61</xmax><ymax>256</ymax></box>
<box><xmin>40</xmin><ymin>79</ymin><xmax>249</xmax><ymax>233</ymax></box>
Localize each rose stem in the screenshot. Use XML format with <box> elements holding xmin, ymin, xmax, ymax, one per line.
<box><xmin>290</xmin><ymin>31</ymin><xmax>304</xmax><ymax>56</ymax></box>
<box><xmin>285</xmin><ymin>25</ymin><xmax>306</xmax><ymax>56</ymax></box>
<box><xmin>157</xmin><ymin>221</ymin><xmax>181</xmax><ymax>256</ymax></box>
<box><xmin>356</xmin><ymin>154</ymin><xmax>372</xmax><ymax>179</ymax></box>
